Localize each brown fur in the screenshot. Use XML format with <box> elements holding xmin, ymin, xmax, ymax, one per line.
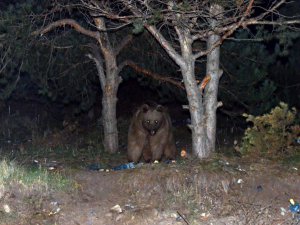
<box><xmin>127</xmin><ymin>102</ymin><xmax>177</xmax><ymax>163</ymax></box>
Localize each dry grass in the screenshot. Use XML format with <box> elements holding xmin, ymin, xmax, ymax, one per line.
<box><xmin>0</xmin><ymin>159</ymin><xmax>73</xmax><ymax>224</ymax></box>
<box><xmin>118</xmin><ymin>162</ymin><xmax>231</xmax><ymax>223</ymax></box>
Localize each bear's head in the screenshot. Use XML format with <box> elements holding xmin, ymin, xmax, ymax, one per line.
<box><xmin>141</xmin><ymin>103</ymin><xmax>165</xmax><ymax>136</ymax></box>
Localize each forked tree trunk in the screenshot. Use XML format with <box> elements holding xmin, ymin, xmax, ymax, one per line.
<box><xmin>143</xmin><ymin>3</ymin><xmax>223</xmax><ymax>159</ymax></box>
<box><xmin>179</xmin><ymin>33</ymin><xmax>209</xmax><ymax>158</ymax></box>
<box><xmin>34</xmin><ymin>14</ymin><xmax>130</xmax><ymax>154</ymax></box>
<box><xmin>91</xmin><ymin>17</ymin><xmax>124</xmax><ymax>154</ymax></box>
<box><xmin>91</xmin><ymin>51</ymin><xmax>120</xmax><ymax>154</ymax></box>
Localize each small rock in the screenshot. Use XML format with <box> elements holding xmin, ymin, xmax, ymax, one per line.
<box><xmin>115</xmin><ymin>214</ymin><xmax>124</xmax><ymax>221</ymax></box>
<box><xmin>110</xmin><ymin>204</ymin><xmax>122</xmax><ymax>213</ymax></box>
<box><xmin>170</xmin><ymin>212</ymin><xmax>178</xmax><ymax>218</ymax></box>
<box><xmin>280</xmin><ymin>207</ymin><xmax>286</xmax><ymax>216</ymax></box>
<box><xmin>105</xmin><ymin>212</ymin><xmax>113</xmax><ymax>217</ymax></box>
<box><xmin>237</xmin><ymin>179</ymin><xmax>243</xmax><ymax>184</ymax></box>
<box><xmin>3</xmin><ymin>204</ymin><xmax>11</xmax><ymax>213</ymax></box>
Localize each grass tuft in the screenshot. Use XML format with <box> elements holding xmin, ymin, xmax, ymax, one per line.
<box><xmin>0</xmin><ymin>159</ymin><xmax>72</xmax><ymax>195</ymax></box>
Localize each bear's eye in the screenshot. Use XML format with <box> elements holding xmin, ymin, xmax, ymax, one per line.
<box><xmin>154</xmin><ymin>120</ymin><xmax>158</xmax><ymax>124</ymax></box>
<box><xmin>146</xmin><ymin>120</ymin><xmax>150</xmax><ymax>124</ymax></box>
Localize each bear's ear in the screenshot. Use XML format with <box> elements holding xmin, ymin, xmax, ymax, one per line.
<box><xmin>156</xmin><ymin>105</ymin><xmax>164</xmax><ymax>112</ymax></box>
<box><xmin>141</xmin><ymin>104</ymin><xmax>149</xmax><ymax>113</ymax></box>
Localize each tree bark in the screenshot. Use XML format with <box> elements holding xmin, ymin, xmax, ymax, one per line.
<box><xmin>182</xmin><ymin>64</ymin><xmax>209</xmax><ymax>158</ymax></box>
<box><xmin>204</xmin><ymin>4</ymin><xmax>223</xmax><ymax>154</ymax></box>
<box><xmin>204</xmin><ymin>33</ymin><xmax>221</xmax><ymax>154</ymax></box>
<box><xmin>102</xmin><ymin>69</ymin><xmax>120</xmax><ymax>153</ymax></box>
<box><xmin>94</xmin><ymin>18</ymin><xmax>121</xmax><ymax>154</ymax></box>
<box><xmin>178</xmin><ymin>31</ymin><xmax>209</xmax><ymax>158</ymax></box>
<box><xmin>33</xmin><ymin>16</ymin><xmax>131</xmax><ymax>154</ymax></box>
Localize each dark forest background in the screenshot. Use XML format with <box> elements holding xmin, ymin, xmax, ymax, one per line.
<box><xmin>0</xmin><ymin>0</ymin><xmax>299</xmax><ymax>150</ymax></box>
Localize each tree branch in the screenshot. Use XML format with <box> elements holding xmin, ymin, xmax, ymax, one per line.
<box><xmin>120</xmin><ymin>60</ymin><xmax>184</xmax><ymax>90</ymax></box>
<box><xmin>114</xmin><ymin>34</ymin><xmax>133</xmax><ymax>56</ymax></box>
<box><xmin>119</xmin><ymin>0</ymin><xmax>185</xmax><ymax>67</ymax></box>
<box><xmin>194</xmin><ymin>0</ymin><xmax>256</xmax><ymax>59</ymax></box>
<box><xmin>145</xmin><ymin>25</ymin><xmax>185</xmax><ymax>68</ymax></box>
<box><xmin>32</xmin><ymin>19</ymin><xmax>99</xmax><ymax>40</ymax></box>
<box><xmin>244</xmin><ymin>19</ymin><xmax>300</xmax><ymax>26</ymax></box>
<box><xmin>86</xmin><ymin>43</ymin><xmax>106</xmax><ymax>90</ymax></box>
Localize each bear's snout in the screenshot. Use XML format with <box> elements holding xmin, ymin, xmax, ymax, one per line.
<box><xmin>150</xmin><ymin>130</ymin><xmax>156</xmax><ymax>136</ymax></box>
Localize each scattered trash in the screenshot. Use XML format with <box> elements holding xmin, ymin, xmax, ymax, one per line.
<box><xmin>181</xmin><ymin>149</ymin><xmax>187</xmax><ymax>158</ymax></box>
<box><xmin>110</xmin><ymin>204</ymin><xmax>122</xmax><ymax>213</ymax></box>
<box><xmin>236</xmin><ymin>165</ymin><xmax>246</xmax><ymax>172</ymax></box>
<box><xmin>256</xmin><ymin>185</ymin><xmax>263</xmax><ymax>192</ymax></box>
<box><xmin>153</xmin><ymin>160</ymin><xmax>159</xmax><ymax>164</ymax></box>
<box><xmin>88</xmin><ymin>163</ymin><xmax>104</xmax><ymax>171</ymax></box>
<box><xmin>200</xmin><ymin>212</ymin><xmax>211</xmax><ymax>220</ymax></box>
<box><xmin>289</xmin><ymin>199</ymin><xmax>300</xmax><ymax>221</ymax></box>
<box><xmin>237</xmin><ymin>179</ymin><xmax>243</xmax><ymax>184</ymax></box>
<box><xmin>48</xmin><ymin>207</ymin><xmax>61</xmax><ymax>216</ymax></box>
<box><xmin>112</xmin><ymin>162</ymin><xmax>135</xmax><ymax>171</ymax></box>
<box><xmin>50</xmin><ymin>201</ymin><xmax>59</xmax><ymax>206</ymax></box>
<box><xmin>3</xmin><ymin>204</ymin><xmax>11</xmax><ymax>213</ymax></box>
<box><xmin>48</xmin><ymin>201</ymin><xmax>61</xmax><ymax>216</ymax></box>
<box><xmin>292</xmin><ymin>167</ymin><xmax>298</xmax><ymax>171</ymax></box>
<box><xmin>124</xmin><ymin>204</ymin><xmax>135</xmax><ymax>210</ymax></box>
<box><xmin>32</xmin><ymin>159</ymin><xmax>62</xmax><ymax>171</ymax></box>
<box><xmin>290</xmin><ymin>199</ymin><xmax>300</xmax><ymax>212</ymax></box>
<box><xmin>280</xmin><ymin>207</ymin><xmax>286</xmax><ymax>216</ymax></box>
<box><xmin>164</xmin><ymin>159</ymin><xmax>176</xmax><ymax>164</ymax></box>
<box><xmin>221</xmin><ymin>179</ymin><xmax>230</xmax><ymax>194</ymax></box>
<box><xmin>177</xmin><ymin>211</ymin><xmax>190</xmax><ymax>224</ymax></box>
<box><xmin>219</xmin><ymin>159</ymin><xmax>230</xmax><ymax>166</ymax></box>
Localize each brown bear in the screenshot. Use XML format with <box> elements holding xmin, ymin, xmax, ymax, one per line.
<box><xmin>127</xmin><ymin>102</ymin><xmax>177</xmax><ymax>163</ymax></box>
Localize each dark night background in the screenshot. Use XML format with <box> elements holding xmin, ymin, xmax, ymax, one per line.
<box><xmin>0</xmin><ymin>0</ymin><xmax>299</xmax><ymax>151</ymax></box>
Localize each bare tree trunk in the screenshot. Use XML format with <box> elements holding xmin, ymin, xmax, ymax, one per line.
<box><xmin>178</xmin><ymin>31</ymin><xmax>210</xmax><ymax>158</ymax></box>
<box><xmin>92</xmin><ymin>18</ymin><xmax>124</xmax><ymax>154</ymax></box>
<box><xmin>204</xmin><ymin>4</ymin><xmax>223</xmax><ymax>153</ymax></box>
<box><xmin>204</xmin><ymin>34</ymin><xmax>221</xmax><ymax>153</ymax></box>
<box><xmin>89</xmin><ymin>50</ymin><xmax>121</xmax><ymax>154</ymax></box>
<box><xmin>102</xmin><ymin>70</ymin><xmax>119</xmax><ymax>153</ymax></box>
<box><xmin>182</xmin><ymin>65</ymin><xmax>209</xmax><ymax>158</ymax></box>
<box><xmin>89</xmin><ymin>16</ymin><xmax>131</xmax><ymax>154</ymax></box>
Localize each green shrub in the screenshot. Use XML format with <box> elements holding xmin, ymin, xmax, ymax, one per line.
<box><xmin>241</xmin><ymin>102</ymin><xmax>300</xmax><ymax>157</ymax></box>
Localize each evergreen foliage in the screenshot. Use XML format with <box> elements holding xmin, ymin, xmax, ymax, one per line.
<box><xmin>241</xmin><ymin>102</ymin><xmax>300</xmax><ymax>157</ymax></box>
<box><xmin>221</xmin><ymin>30</ymin><xmax>277</xmax><ymax>115</ymax></box>
<box><xmin>221</xmin><ymin>27</ymin><xmax>300</xmax><ymax>116</ymax></box>
<box><xmin>0</xmin><ymin>0</ymin><xmax>99</xmax><ymax>114</ymax></box>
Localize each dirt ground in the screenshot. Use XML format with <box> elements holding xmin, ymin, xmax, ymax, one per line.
<box><xmin>1</xmin><ymin>157</ymin><xmax>299</xmax><ymax>225</ymax></box>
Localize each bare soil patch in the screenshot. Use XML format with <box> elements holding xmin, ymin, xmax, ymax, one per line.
<box><xmin>1</xmin><ymin>158</ymin><xmax>299</xmax><ymax>225</ymax></box>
